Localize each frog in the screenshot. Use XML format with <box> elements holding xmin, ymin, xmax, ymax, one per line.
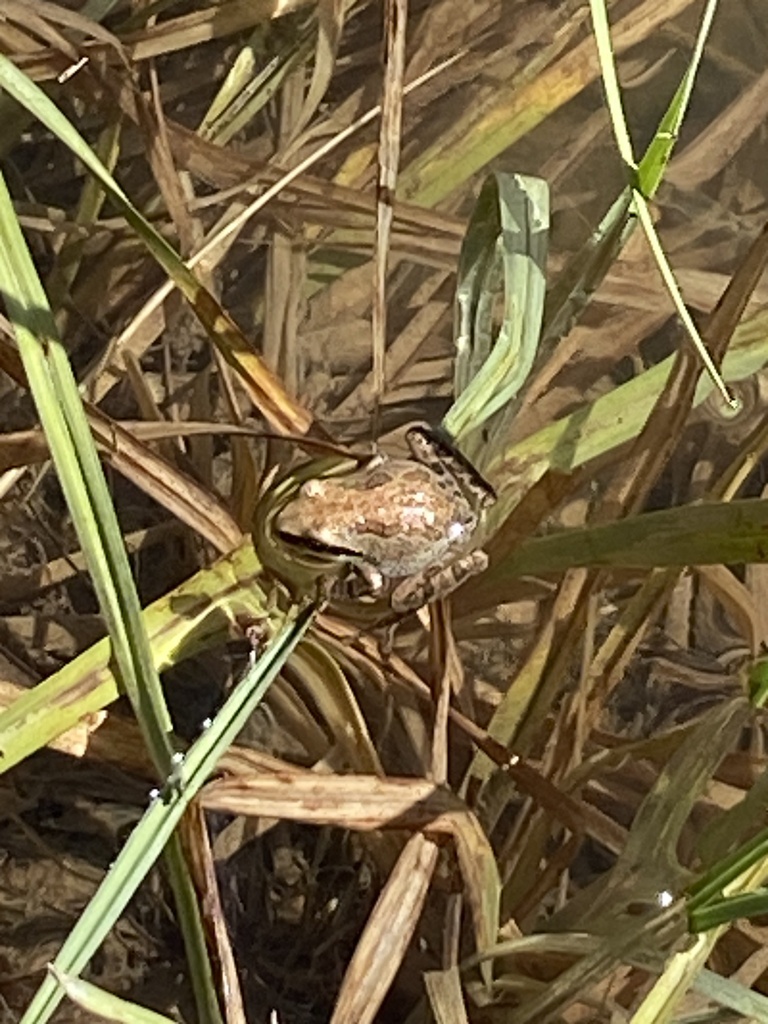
<box><xmin>275</xmin><ymin>424</ymin><xmax>495</xmax><ymax>613</ymax></box>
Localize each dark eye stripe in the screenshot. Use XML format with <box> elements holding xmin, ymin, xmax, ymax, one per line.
<box><xmin>277</xmin><ymin>529</ymin><xmax>360</xmax><ymax>560</ymax></box>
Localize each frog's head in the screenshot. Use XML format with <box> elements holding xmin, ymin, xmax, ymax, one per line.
<box><xmin>250</xmin><ymin>454</ymin><xmax>365</xmax><ymax>609</ymax></box>
<box><xmin>275</xmin><ymin>477</ymin><xmax>364</xmax><ymax>560</ymax></box>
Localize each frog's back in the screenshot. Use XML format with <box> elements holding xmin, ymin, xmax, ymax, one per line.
<box><xmin>276</xmin><ymin>454</ymin><xmax>478</xmax><ymax>579</ymax></box>
<box><xmin>332</xmin><ymin>459</ymin><xmax>476</xmax><ymax>576</ymax></box>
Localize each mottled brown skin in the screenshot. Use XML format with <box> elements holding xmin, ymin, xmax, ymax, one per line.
<box><xmin>276</xmin><ymin>428</ymin><xmax>493</xmax><ymax>611</ymax></box>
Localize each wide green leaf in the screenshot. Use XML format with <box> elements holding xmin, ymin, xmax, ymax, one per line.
<box><xmin>445</xmin><ymin>172</ymin><xmax>548</xmax><ymax>445</ymax></box>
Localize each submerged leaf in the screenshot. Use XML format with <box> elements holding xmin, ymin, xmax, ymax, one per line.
<box><xmin>445</xmin><ymin>172</ymin><xmax>548</xmax><ymax>445</ymax></box>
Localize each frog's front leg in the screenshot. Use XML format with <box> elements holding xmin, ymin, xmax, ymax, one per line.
<box><xmin>333</xmin><ymin>561</ymin><xmax>386</xmax><ymax>603</ymax></box>
<box><xmin>390</xmin><ymin>550</ymin><xmax>488</xmax><ymax>613</ymax></box>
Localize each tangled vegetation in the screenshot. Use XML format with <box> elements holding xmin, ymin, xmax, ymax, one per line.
<box><xmin>2</xmin><ymin>1</ymin><xmax>768</xmax><ymax>1023</ymax></box>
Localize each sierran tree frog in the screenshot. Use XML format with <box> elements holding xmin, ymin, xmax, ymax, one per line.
<box><xmin>276</xmin><ymin>425</ymin><xmax>495</xmax><ymax>613</ymax></box>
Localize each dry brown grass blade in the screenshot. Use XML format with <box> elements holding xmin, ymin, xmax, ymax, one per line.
<box><xmin>23</xmin><ymin>56</ymin><xmax>315</xmax><ymax>440</ymax></box>
<box><xmin>705</xmin><ymin>222</ymin><xmax>768</xmax><ymax>351</ymax></box>
<box><xmin>0</xmin><ymin>421</ymin><xmax>272</xmax><ymax>474</ymax></box>
<box><xmin>602</xmin><ymin>221</ymin><xmax>768</xmax><ymax>522</ymax></box>
<box><xmin>179</xmin><ymin>801</ymin><xmax>247</xmax><ymax>1024</ymax></box>
<box><xmin>335</xmin><ymin>269</ymin><xmax>453</xmax><ymax>421</ymax></box>
<box><xmin>371</xmin><ymin>0</ymin><xmax>407</xmax><ymax>435</ymax></box>
<box><xmin>59</xmin><ymin>44</ymin><xmax>462</xmax><ymax>438</ymax></box>
<box><xmin>202</xmin><ymin>771</ymin><xmax>500</xmax><ymax>961</ymax></box>
<box><xmin>504</xmin><ymin>570</ymin><xmax>587</xmax><ymax>757</ymax></box>
<box><xmin>562</xmin><ymin>700</ymin><xmax>751</xmax><ymax>936</ymax></box>
<box><xmin>5</xmin><ymin>1</ymin><xmax>81</xmax><ymax>64</ymax></box>
<box><xmin>697</xmin><ymin>563</ymin><xmax>760</xmax><ymax>656</ymax></box>
<box><xmin>667</xmin><ymin>67</ymin><xmax>768</xmax><ymax>189</ymax></box>
<box><xmin>17</xmin><ymin>0</ymin><xmax>127</xmax><ymax>55</ymax></box>
<box><xmin>448</xmin><ymin>808</ymin><xmax>500</xmax><ymax>967</ymax></box>
<box><xmin>138</xmin><ymin>66</ymin><xmax>200</xmax><ymax>258</ymax></box>
<box><xmin>87</xmin><ymin>409</ymin><xmax>245</xmax><ymax>552</ymax></box>
<box><xmin>203</xmin><ymin>773</ymin><xmax>477</xmax><ymax>831</ymax></box>
<box><xmin>126</xmin><ymin>0</ymin><xmax>313</xmax><ymax>62</ymax></box>
<box><xmin>428</xmin><ymin>602</ymin><xmax>454</xmax><ymax>785</ymax></box>
<box><xmin>3</xmin><ymin>5</ymin><xmax>765</xmax><ymax>1019</ymax></box>
<box><xmin>74</xmin><ymin>64</ymin><xmax>464</xmax><ymax>437</ymax></box>
<box><xmin>263</xmin><ymin>56</ymin><xmax>307</xmax><ymax>391</ymax></box>
<box><xmin>467</xmin><ymin>604</ymin><xmax>558</xmax><ymax>786</ymax></box>
<box><xmin>320</xmin><ymin>619</ymin><xmax>626</xmax><ymax>851</ymax></box>
<box><xmin>584</xmin><ymin>569</ymin><xmax>677</xmax><ymax>721</ymax></box>
<box><xmin>0</xmin><ymin>335</ymin><xmax>242</xmax><ymax>550</ymax></box>
<box><xmin>169</xmin><ymin>124</ymin><xmax>465</xmax><ymax>252</ymax></box>
<box><xmin>90</xmin><ymin>280</ymin><xmax>315</xmax><ymax>437</ymax></box>
<box><xmin>17</xmin><ymin>0</ymin><xmax>314</xmax><ymax>79</ymax></box>
<box><xmin>507</xmin><ymin>218</ymin><xmax>768</xmax><ymax>798</ymax></box>
<box><xmin>291</xmin><ymin>0</ymin><xmax>345</xmax><ymax>139</ymax></box>
<box><xmin>0</xmin><ymin>426</ymin><xmax>54</xmax><ymax>471</ymax></box>
<box><xmin>602</xmin><ymin>343</ymin><xmax>702</xmax><ymax>522</ymax></box>
<box><xmin>288</xmin><ymin>641</ymin><xmax>384</xmax><ymax>774</ymax></box>
<box><xmin>424</xmin><ymin>967</ymin><xmax>469</xmax><ymax>1024</ymax></box>
<box><xmin>399</xmin><ymin>0</ymin><xmax>702</xmax><ymax>208</ymax></box>
<box><xmin>1</xmin><ymin>525</ymin><xmax>180</xmax><ymax>603</ymax></box>
<box><xmin>507</xmin><ymin>904</ymin><xmax>688</xmax><ymax>1024</ymax></box>
<box><xmin>0</xmin><ymin>20</ymin><xmax>40</xmax><ymax>58</ymax></box>
<box><xmin>569</xmin><ymin>223</ymin><xmax>768</xmax><ymax>717</ymax></box>
<box><xmin>331</xmin><ymin>834</ymin><xmax>438</xmax><ymax>1024</ymax></box>
<box><xmin>465</xmin><ymin>469</ymin><xmax>577</xmax><ymax>615</ymax></box>
<box><xmin>546</xmin><ymin>572</ymin><xmax>653</xmax><ymax>789</ymax></box>
<box><xmin>264</xmin><ymin>229</ymin><xmax>305</xmax><ymax>394</ymax></box>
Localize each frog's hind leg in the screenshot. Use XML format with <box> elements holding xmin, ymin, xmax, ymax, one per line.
<box><xmin>405</xmin><ymin>424</ymin><xmax>496</xmax><ymax>507</ymax></box>
<box><xmin>390</xmin><ymin>549</ymin><xmax>488</xmax><ymax>613</ymax></box>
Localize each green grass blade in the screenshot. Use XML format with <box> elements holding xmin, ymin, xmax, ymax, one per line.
<box><xmin>636</xmin><ymin>1</ymin><xmax>719</xmax><ymax>197</ymax></box>
<box><xmin>589</xmin><ymin>0</ymin><xmax>732</xmax><ymax>407</ymax></box>
<box><xmin>541</xmin><ymin>187</ymin><xmax>634</xmax><ymax>347</ymax></box>
<box><xmin>482</xmin><ymin>308</ymin><xmax>768</xmax><ymax>532</ymax></box>
<box><xmin>163</xmin><ymin>832</ymin><xmax>223</xmax><ymax>1024</ymax></box>
<box><xmin>692</xmin><ymin>967</ymin><xmax>768</xmax><ymax>1022</ymax></box>
<box><xmin>0</xmin><ymin>540</ymin><xmax>267</xmax><ymax>773</ymax></box>
<box><xmin>19</xmin><ymin>605</ymin><xmax>315</xmax><ymax>1024</ymax></box>
<box><xmin>632</xmin><ymin>196</ymin><xmax>735</xmax><ymax>408</ymax></box>
<box><xmin>0</xmin><ymin>170</ymin><xmax>175</xmax><ymax>775</ymax></box>
<box><xmin>748</xmin><ymin>656</ymin><xmax>768</xmax><ymax>707</ymax></box>
<box><xmin>444</xmin><ymin>172</ymin><xmax>548</xmax><ymax>442</ymax></box>
<box><xmin>199</xmin><ymin>25</ymin><xmax>315</xmax><ymax>145</ymax></box>
<box><xmin>476</xmin><ymin>498</ymin><xmax>768</xmax><ymax>603</ymax></box>
<box><xmin>0</xmin><ymin>52</ymin><xmax>304</xmax><ymax>434</ymax></box>
<box><xmin>542</xmin><ymin>0</ymin><xmax>719</xmax><ymax>359</ymax></box>
<box><xmin>690</xmin><ymin>890</ymin><xmax>768</xmax><ymax>931</ymax></box>
<box><xmin>0</xmin><ymin>168</ymin><xmax>225</xmax><ymax>1024</ymax></box>
<box><xmin>49</xmin><ymin>967</ymin><xmax>178</xmax><ymax>1024</ymax></box>
<box><xmin>689</xmin><ymin>828</ymin><xmax>768</xmax><ymax>912</ymax></box>
<box><xmin>0</xmin><ymin>53</ymin><xmax>178</xmax><ymax>278</ymax></box>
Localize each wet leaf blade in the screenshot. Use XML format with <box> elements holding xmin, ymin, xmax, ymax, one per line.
<box><xmin>18</xmin><ymin>607</ymin><xmax>315</xmax><ymax>1024</ymax></box>
<box><xmin>445</xmin><ymin>172</ymin><xmax>548</xmax><ymax>441</ymax></box>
